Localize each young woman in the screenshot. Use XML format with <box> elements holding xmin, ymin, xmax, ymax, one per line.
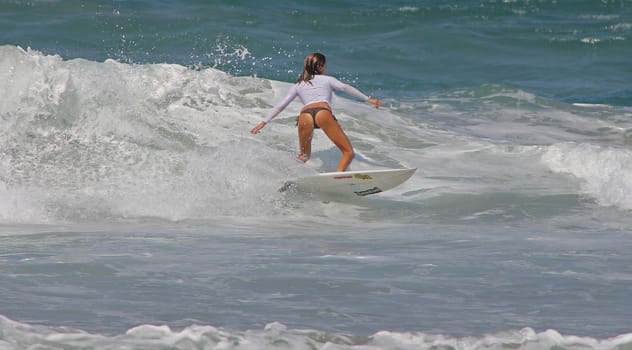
<box><xmin>250</xmin><ymin>52</ymin><xmax>382</xmax><ymax>172</ymax></box>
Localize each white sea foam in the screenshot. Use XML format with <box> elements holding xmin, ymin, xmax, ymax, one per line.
<box><xmin>1</xmin><ymin>315</ymin><xmax>630</xmax><ymax>350</ymax></box>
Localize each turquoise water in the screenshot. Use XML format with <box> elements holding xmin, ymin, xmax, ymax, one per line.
<box><xmin>1</xmin><ymin>1</ymin><xmax>632</xmax><ymax>349</ymax></box>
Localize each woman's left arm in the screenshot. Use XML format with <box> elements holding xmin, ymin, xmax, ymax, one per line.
<box><xmin>367</xmin><ymin>97</ymin><xmax>382</xmax><ymax>108</ymax></box>
<box><xmin>331</xmin><ymin>78</ymin><xmax>381</xmax><ymax>108</ymax></box>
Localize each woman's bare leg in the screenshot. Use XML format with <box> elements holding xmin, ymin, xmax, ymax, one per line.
<box><xmin>315</xmin><ymin>111</ymin><xmax>354</xmax><ymax>172</ymax></box>
<box><xmin>297</xmin><ymin>113</ymin><xmax>315</xmax><ymax>162</ymax></box>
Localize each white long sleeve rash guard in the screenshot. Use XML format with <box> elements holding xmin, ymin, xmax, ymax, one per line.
<box><xmin>262</xmin><ymin>75</ymin><xmax>370</xmax><ymax>123</ymax></box>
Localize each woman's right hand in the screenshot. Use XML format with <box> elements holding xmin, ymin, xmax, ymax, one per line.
<box><xmin>250</xmin><ymin>121</ymin><xmax>266</xmax><ymax>134</ymax></box>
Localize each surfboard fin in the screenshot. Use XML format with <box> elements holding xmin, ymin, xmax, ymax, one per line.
<box><xmin>278</xmin><ymin>181</ymin><xmax>297</xmax><ymax>193</ymax></box>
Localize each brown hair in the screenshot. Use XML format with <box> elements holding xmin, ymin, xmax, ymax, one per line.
<box><xmin>297</xmin><ymin>52</ymin><xmax>326</xmax><ymax>84</ymax></box>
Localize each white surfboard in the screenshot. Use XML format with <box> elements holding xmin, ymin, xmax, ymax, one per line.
<box><xmin>282</xmin><ymin>168</ymin><xmax>416</xmax><ymax>196</ymax></box>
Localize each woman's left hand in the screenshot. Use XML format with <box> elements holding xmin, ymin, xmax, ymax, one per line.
<box><xmin>368</xmin><ymin>98</ymin><xmax>382</xmax><ymax>108</ymax></box>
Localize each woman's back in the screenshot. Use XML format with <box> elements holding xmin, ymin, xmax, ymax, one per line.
<box><xmin>294</xmin><ymin>75</ymin><xmax>368</xmax><ymax>106</ymax></box>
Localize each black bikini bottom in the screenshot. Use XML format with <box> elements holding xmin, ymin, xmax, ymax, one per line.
<box><xmin>296</xmin><ymin>107</ymin><xmax>336</xmax><ymax>129</ymax></box>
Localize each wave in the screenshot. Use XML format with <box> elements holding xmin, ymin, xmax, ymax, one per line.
<box><xmin>0</xmin><ymin>45</ymin><xmax>302</xmax><ymax>223</ymax></box>
<box><xmin>2</xmin><ymin>45</ymin><xmax>631</xmax><ymax>224</ymax></box>
<box><xmin>0</xmin><ymin>315</ymin><xmax>630</xmax><ymax>350</ymax></box>
<box><xmin>542</xmin><ymin>142</ymin><xmax>632</xmax><ymax>211</ymax></box>
<box><xmin>0</xmin><ymin>45</ymin><xmax>426</xmax><ymax>224</ymax></box>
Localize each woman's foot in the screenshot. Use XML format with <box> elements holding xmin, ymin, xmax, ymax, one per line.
<box><xmin>296</xmin><ymin>153</ymin><xmax>310</xmax><ymax>163</ymax></box>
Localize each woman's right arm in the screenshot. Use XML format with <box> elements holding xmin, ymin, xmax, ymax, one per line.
<box><xmin>262</xmin><ymin>85</ymin><xmax>298</xmax><ymax>123</ymax></box>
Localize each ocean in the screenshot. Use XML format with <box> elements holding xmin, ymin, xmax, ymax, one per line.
<box><xmin>1</xmin><ymin>1</ymin><xmax>632</xmax><ymax>349</ymax></box>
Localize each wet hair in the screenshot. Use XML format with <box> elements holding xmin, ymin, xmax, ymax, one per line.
<box><xmin>297</xmin><ymin>52</ymin><xmax>326</xmax><ymax>84</ymax></box>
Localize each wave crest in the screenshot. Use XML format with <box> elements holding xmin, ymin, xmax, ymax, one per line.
<box><xmin>1</xmin><ymin>315</ymin><xmax>630</xmax><ymax>350</ymax></box>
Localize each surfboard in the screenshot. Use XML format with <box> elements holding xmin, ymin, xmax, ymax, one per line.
<box><xmin>282</xmin><ymin>168</ymin><xmax>416</xmax><ymax>196</ymax></box>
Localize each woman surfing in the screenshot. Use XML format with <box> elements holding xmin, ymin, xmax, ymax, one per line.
<box><xmin>250</xmin><ymin>53</ymin><xmax>382</xmax><ymax>172</ymax></box>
